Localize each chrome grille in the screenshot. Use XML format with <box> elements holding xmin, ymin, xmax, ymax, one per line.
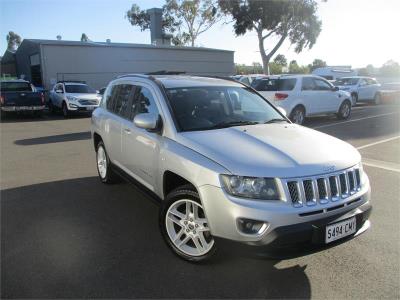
<box><xmin>78</xmin><ymin>99</ymin><xmax>98</xmax><ymax>105</ymax></box>
<box><xmin>285</xmin><ymin>167</ymin><xmax>362</xmax><ymax>207</ymax></box>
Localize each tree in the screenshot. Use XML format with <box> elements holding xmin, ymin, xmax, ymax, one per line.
<box><xmin>273</xmin><ymin>54</ymin><xmax>287</xmax><ymax>67</ymax></box>
<box><xmin>6</xmin><ymin>31</ymin><xmax>22</xmax><ymax>51</ymax></box>
<box><xmin>126</xmin><ymin>0</ymin><xmax>221</xmax><ymax>46</ymax></box>
<box><xmin>380</xmin><ymin>60</ymin><xmax>400</xmax><ymax>77</ymax></box>
<box><xmin>309</xmin><ymin>58</ymin><xmax>326</xmax><ymax>71</ymax></box>
<box><xmin>219</xmin><ymin>0</ymin><xmax>322</xmax><ymax>74</ymax></box>
<box><xmin>81</xmin><ymin>33</ymin><xmax>90</xmax><ymax>42</ymax></box>
<box><xmin>268</xmin><ymin>62</ymin><xmax>282</xmax><ymax>74</ymax></box>
<box><xmin>288</xmin><ymin>60</ymin><xmax>309</xmax><ymax>74</ymax></box>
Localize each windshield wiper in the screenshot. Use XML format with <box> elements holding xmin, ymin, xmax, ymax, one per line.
<box><xmin>264</xmin><ymin>118</ymin><xmax>288</xmax><ymax>124</ymax></box>
<box><xmin>209</xmin><ymin>120</ymin><xmax>260</xmax><ymax>129</ymax></box>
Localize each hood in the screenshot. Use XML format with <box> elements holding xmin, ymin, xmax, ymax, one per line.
<box><xmin>177</xmin><ymin>123</ymin><xmax>360</xmax><ymax>178</ymax></box>
<box><xmin>67</xmin><ymin>93</ymin><xmax>100</xmax><ymax>100</ymax></box>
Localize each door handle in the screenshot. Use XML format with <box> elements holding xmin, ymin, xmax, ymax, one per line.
<box><xmin>124</xmin><ymin>128</ymin><xmax>131</xmax><ymax>134</ymax></box>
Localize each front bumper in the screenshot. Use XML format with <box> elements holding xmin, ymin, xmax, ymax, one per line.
<box><xmin>67</xmin><ymin>103</ymin><xmax>98</xmax><ymax>112</ymax></box>
<box><xmin>1</xmin><ymin>105</ymin><xmax>45</xmax><ymax>111</ymax></box>
<box><xmin>198</xmin><ymin>180</ymin><xmax>371</xmax><ymax>248</ymax></box>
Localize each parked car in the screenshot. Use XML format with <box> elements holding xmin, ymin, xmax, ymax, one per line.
<box><xmin>312</xmin><ymin>66</ymin><xmax>357</xmax><ymax>81</ymax></box>
<box><xmin>0</xmin><ymin>79</ymin><xmax>45</xmax><ymax>117</ymax></box>
<box><xmin>48</xmin><ymin>81</ymin><xmax>101</xmax><ymax>117</ymax></box>
<box><xmin>379</xmin><ymin>82</ymin><xmax>400</xmax><ymax>104</ymax></box>
<box><xmin>333</xmin><ymin>77</ymin><xmax>382</xmax><ymax>105</ymax></box>
<box><xmin>91</xmin><ymin>74</ymin><xmax>371</xmax><ymax>262</ymax></box>
<box><xmin>252</xmin><ymin>75</ymin><xmax>352</xmax><ymax>125</ymax></box>
<box><xmin>232</xmin><ymin>74</ymin><xmax>267</xmax><ymax>86</ymax></box>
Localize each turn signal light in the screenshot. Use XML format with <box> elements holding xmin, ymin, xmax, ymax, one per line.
<box><xmin>0</xmin><ymin>95</ymin><xmax>4</xmax><ymax>105</ymax></box>
<box><xmin>274</xmin><ymin>93</ymin><xmax>288</xmax><ymax>100</ymax></box>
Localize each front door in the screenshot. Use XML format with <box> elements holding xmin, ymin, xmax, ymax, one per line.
<box><xmin>312</xmin><ymin>77</ymin><xmax>340</xmax><ymax>113</ymax></box>
<box><xmin>121</xmin><ymin>83</ymin><xmax>162</xmax><ymax>191</ymax></box>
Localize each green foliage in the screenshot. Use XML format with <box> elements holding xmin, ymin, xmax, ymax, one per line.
<box><xmin>6</xmin><ymin>31</ymin><xmax>22</xmax><ymax>51</ymax></box>
<box><xmin>288</xmin><ymin>60</ymin><xmax>309</xmax><ymax>74</ymax></box>
<box><xmin>273</xmin><ymin>54</ymin><xmax>287</xmax><ymax>67</ymax></box>
<box><xmin>80</xmin><ymin>33</ymin><xmax>90</xmax><ymax>42</ymax></box>
<box><xmin>219</xmin><ymin>0</ymin><xmax>322</xmax><ymax>74</ymax></box>
<box><xmin>308</xmin><ymin>58</ymin><xmax>327</xmax><ymax>71</ymax></box>
<box><xmin>380</xmin><ymin>60</ymin><xmax>400</xmax><ymax>77</ymax></box>
<box><xmin>126</xmin><ymin>0</ymin><xmax>221</xmax><ymax>46</ymax></box>
<box><xmin>269</xmin><ymin>62</ymin><xmax>282</xmax><ymax>74</ymax></box>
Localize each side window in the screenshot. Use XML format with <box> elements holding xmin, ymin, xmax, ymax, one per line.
<box><xmin>366</xmin><ymin>78</ymin><xmax>376</xmax><ymax>85</ymax></box>
<box><xmin>106</xmin><ymin>85</ymin><xmax>120</xmax><ymax>112</ymax></box>
<box><xmin>313</xmin><ymin>78</ymin><xmax>332</xmax><ymax>91</ymax></box>
<box><xmin>113</xmin><ymin>84</ymin><xmax>135</xmax><ymax>118</ymax></box>
<box><xmin>359</xmin><ymin>79</ymin><xmax>368</xmax><ymax>86</ymax></box>
<box><xmin>302</xmin><ymin>77</ymin><xmax>315</xmax><ymax>91</ymax></box>
<box><xmin>130</xmin><ymin>86</ymin><xmax>159</xmax><ymax>120</ymax></box>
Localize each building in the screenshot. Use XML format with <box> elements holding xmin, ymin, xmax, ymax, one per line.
<box><xmin>0</xmin><ymin>50</ymin><xmax>17</xmax><ymax>78</ymax></box>
<box><xmin>1</xmin><ymin>39</ymin><xmax>234</xmax><ymax>90</ymax></box>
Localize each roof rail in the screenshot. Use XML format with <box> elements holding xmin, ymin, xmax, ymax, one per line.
<box><xmin>116</xmin><ymin>73</ymin><xmax>152</xmax><ymax>79</ymax></box>
<box><xmin>146</xmin><ymin>70</ymin><xmax>186</xmax><ymax>75</ymax></box>
<box><xmin>57</xmin><ymin>80</ymin><xmax>86</xmax><ymax>84</ymax></box>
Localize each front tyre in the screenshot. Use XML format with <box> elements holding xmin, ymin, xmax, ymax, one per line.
<box><xmin>62</xmin><ymin>102</ymin><xmax>69</xmax><ymax>118</ymax></box>
<box><xmin>160</xmin><ymin>185</ymin><xmax>216</xmax><ymax>262</ymax></box>
<box><xmin>337</xmin><ymin>100</ymin><xmax>351</xmax><ymax>120</ymax></box>
<box><xmin>96</xmin><ymin>141</ymin><xmax>120</xmax><ymax>184</ymax></box>
<box><xmin>351</xmin><ymin>93</ymin><xmax>358</xmax><ymax>106</ymax></box>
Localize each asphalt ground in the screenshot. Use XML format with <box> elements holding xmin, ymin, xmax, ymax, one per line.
<box><xmin>1</xmin><ymin>103</ymin><xmax>399</xmax><ymax>299</ymax></box>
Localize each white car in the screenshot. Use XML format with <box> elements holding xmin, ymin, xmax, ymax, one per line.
<box><xmin>334</xmin><ymin>77</ymin><xmax>382</xmax><ymax>105</ymax></box>
<box><xmin>49</xmin><ymin>81</ymin><xmax>102</xmax><ymax>117</ymax></box>
<box><xmin>252</xmin><ymin>75</ymin><xmax>352</xmax><ymax>125</ymax></box>
<box><xmin>232</xmin><ymin>74</ymin><xmax>266</xmax><ymax>86</ymax></box>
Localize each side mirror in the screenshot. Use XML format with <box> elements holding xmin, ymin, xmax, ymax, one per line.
<box><xmin>277</xmin><ymin>107</ymin><xmax>287</xmax><ymax>117</ymax></box>
<box><xmin>134</xmin><ymin>113</ymin><xmax>161</xmax><ymax>132</ymax></box>
<box><xmin>55</xmin><ymin>89</ymin><xmax>63</xmax><ymax>93</ymax></box>
<box><xmin>332</xmin><ymin>86</ymin><xmax>339</xmax><ymax>92</ymax></box>
<box><xmin>96</xmin><ymin>90</ymin><xmax>100</xmax><ymax>94</ymax></box>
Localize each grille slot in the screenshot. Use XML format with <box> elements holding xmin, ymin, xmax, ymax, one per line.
<box><xmin>339</xmin><ymin>173</ymin><xmax>347</xmax><ymax>195</ymax></box>
<box><xmin>303</xmin><ymin>180</ymin><xmax>314</xmax><ymax>202</ymax></box>
<box><xmin>317</xmin><ymin>178</ymin><xmax>327</xmax><ymax>199</ymax></box>
<box><xmin>355</xmin><ymin>169</ymin><xmax>361</xmax><ymax>187</ymax></box>
<box><xmin>287</xmin><ymin>181</ymin><xmax>300</xmax><ymax>205</ymax></box>
<box><xmin>329</xmin><ymin>176</ymin><xmax>339</xmax><ymax>197</ymax></box>
<box><xmin>348</xmin><ymin>171</ymin><xmax>355</xmax><ymax>191</ymax></box>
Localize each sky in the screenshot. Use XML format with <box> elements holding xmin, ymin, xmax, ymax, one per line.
<box><xmin>1</xmin><ymin>0</ymin><xmax>399</xmax><ymax>68</ymax></box>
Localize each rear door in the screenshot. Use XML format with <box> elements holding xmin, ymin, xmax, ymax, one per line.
<box><xmin>121</xmin><ymin>83</ymin><xmax>162</xmax><ymax>191</ymax></box>
<box><xmin>357</xmin><ymin>78</ymin><xmax>371</xmax><ymax>100</ymax></box>
<box><xmin>300</xmin><ymin>77</ymin><xmax>319</xmax><ymax>114</ymax></box>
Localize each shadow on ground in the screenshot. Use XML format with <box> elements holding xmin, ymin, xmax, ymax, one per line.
<box><xmin>1</xmin><ymin>177</ymin><xmax>311</xmax><ymax>299</ymax></box>
<box><xmin>0</xmin><ymin>111</ymin><xmax>90</xmax><ymax>123</ymax></box>
<box><xmin>14</xmin><ymin>131</ymin><xmax>91</xmax><ymax>145</ymax></box>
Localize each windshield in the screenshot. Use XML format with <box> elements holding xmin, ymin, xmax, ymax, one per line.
<box><xmin>166</xmin><ymin>86</ymin><xmax>287</xmax><ymax>132</ymax></box>
<box><xmin>334</xmin><ymin>78</ymin><xmax>359</xmax><ymax>86</ymax></box>
<box><xmin>1</xmin><ymin>82</ymin><xmax>33</xmax><ymax>92</ymax></box>
<box><xmin>65</xmin><ymin>84</ymin><xmax>96</xmax><ymax>93</ymax></box>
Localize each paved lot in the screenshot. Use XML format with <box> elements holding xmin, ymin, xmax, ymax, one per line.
<box><xmin>1</xmin><ymin>104</ymin><xmax>399</xmax><ymax>299</ymax></box>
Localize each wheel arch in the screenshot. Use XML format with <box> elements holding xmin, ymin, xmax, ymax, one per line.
<box><xmin>163</xmin><ymin>171</ymin><xmax>197</xmax><ymax>199</ymax></box>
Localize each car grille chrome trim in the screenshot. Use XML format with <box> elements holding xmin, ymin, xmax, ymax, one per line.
<box><xmin>78</xmin><ymin>99</ymin><xmax>98</xmax><ymax>105</ymax></box>
<box><xmin>284</xmin><ymin>166</ymin><xmax>362</xmax><ymax>208</ymax></box>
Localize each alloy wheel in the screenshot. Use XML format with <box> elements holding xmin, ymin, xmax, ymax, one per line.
<box><xmin>165</xmin><ymin>199</ymin><xmax>214</xmax><ymax>257</ymax></box>
<box><xmin>341</xmin><ymin>103</ymin><xmax>350</xmax><ymax>118</ymax></box>
<box><xmin>292</xmin><ymin>109</ymin><xmax>304</xmax><ymax>124</ymax></box>
<box><xmin>97</xmin><ymin>146</ymin><xmax>107</xmax><ymax>179</ymax></box>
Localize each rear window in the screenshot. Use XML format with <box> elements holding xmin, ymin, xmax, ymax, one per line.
<box><xmin>253</xmin><ymin>78</ymin><xmax>296</xmax><ymax>92</ymax></box>
<box><xmin>1</xmin><ymin>82</ymin><xmax>33</xmax><ymax>92</ymax></box>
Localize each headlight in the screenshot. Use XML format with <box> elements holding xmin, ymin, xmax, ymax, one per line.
<box><xmin>220</xmin><ymin>175</ymin><xmax>281</xmax><ymax>200</ymax></box>
<box><xmin>67</xmin><ymin>96</ymin><xmax>78</xmax><ymax>101</ymax></box>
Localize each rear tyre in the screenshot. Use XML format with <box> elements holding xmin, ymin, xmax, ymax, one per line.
<box><xmin>160</xmin><ymin>185</ymin><xmax>216</xmax><ymax>262</ymax></box>
<box><xmin>337</xmin><ymin>100</ymin><xmax>351</xmax><ymax>120</ymax></box>
<box><xmin>96</xmin><ymin>141</ymin><xmax>120</xmax><ymax>184</ymax></box>
<box><xmin>290</xmin><ymin>106</ymin><xmax>305</xmax><ymax>125</ymax></box>
<box><xmin>62</xmin><ymin>102</ymin><xmax>69</xmax><ymax>118</ymax></box>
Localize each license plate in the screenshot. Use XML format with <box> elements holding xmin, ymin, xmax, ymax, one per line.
<box><xmin>86</xmin><ymin>106</ymin><xmax>94</xmax><ymax>111</ymax></box>
<box><xmin>325</xmin><ymin>217</ymin><xmax>356</xmax><ymax>243</ymax></box>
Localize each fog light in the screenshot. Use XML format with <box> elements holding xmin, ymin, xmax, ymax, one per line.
<box><xmin>237</xmin><ymin>218</ymin><xmax>267</xmax><ymax>235</ymax></box>
<box><xmin>69</xmin><ymin>103</ymin><xmax>78</xmax><ymax>108</ymax></box>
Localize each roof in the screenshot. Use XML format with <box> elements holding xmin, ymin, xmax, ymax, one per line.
<box><xmin>22</xmin><ymin>39</ymin><xmax>233</xmax><ymax>53</ymax></box>
<box><xmin>154</xmin><ymin>75</ymin><xmax>242</xmax><ymax>88</ymax></box>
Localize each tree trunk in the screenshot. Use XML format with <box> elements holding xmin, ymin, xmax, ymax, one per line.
<box><xmin>257</xmin><ymin>30</ymin><xmax>270</xmax><ymax>75</ymax></box>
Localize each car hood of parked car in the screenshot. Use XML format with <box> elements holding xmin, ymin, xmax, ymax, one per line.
<box><xmin>177</xmin><ymin>123</ymin><xmax>361</xmax><ymax>178</ymax></box>
<box><xmin>67</xmin><ymin>93</ymin><xmax>100</xmax><ymax>100</ymax></box>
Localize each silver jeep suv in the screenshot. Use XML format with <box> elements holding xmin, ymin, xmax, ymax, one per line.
<box><xmin>91</xmin><ymin>75</ymin><xmax>371</xmax><ymax>262</ymax></box>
